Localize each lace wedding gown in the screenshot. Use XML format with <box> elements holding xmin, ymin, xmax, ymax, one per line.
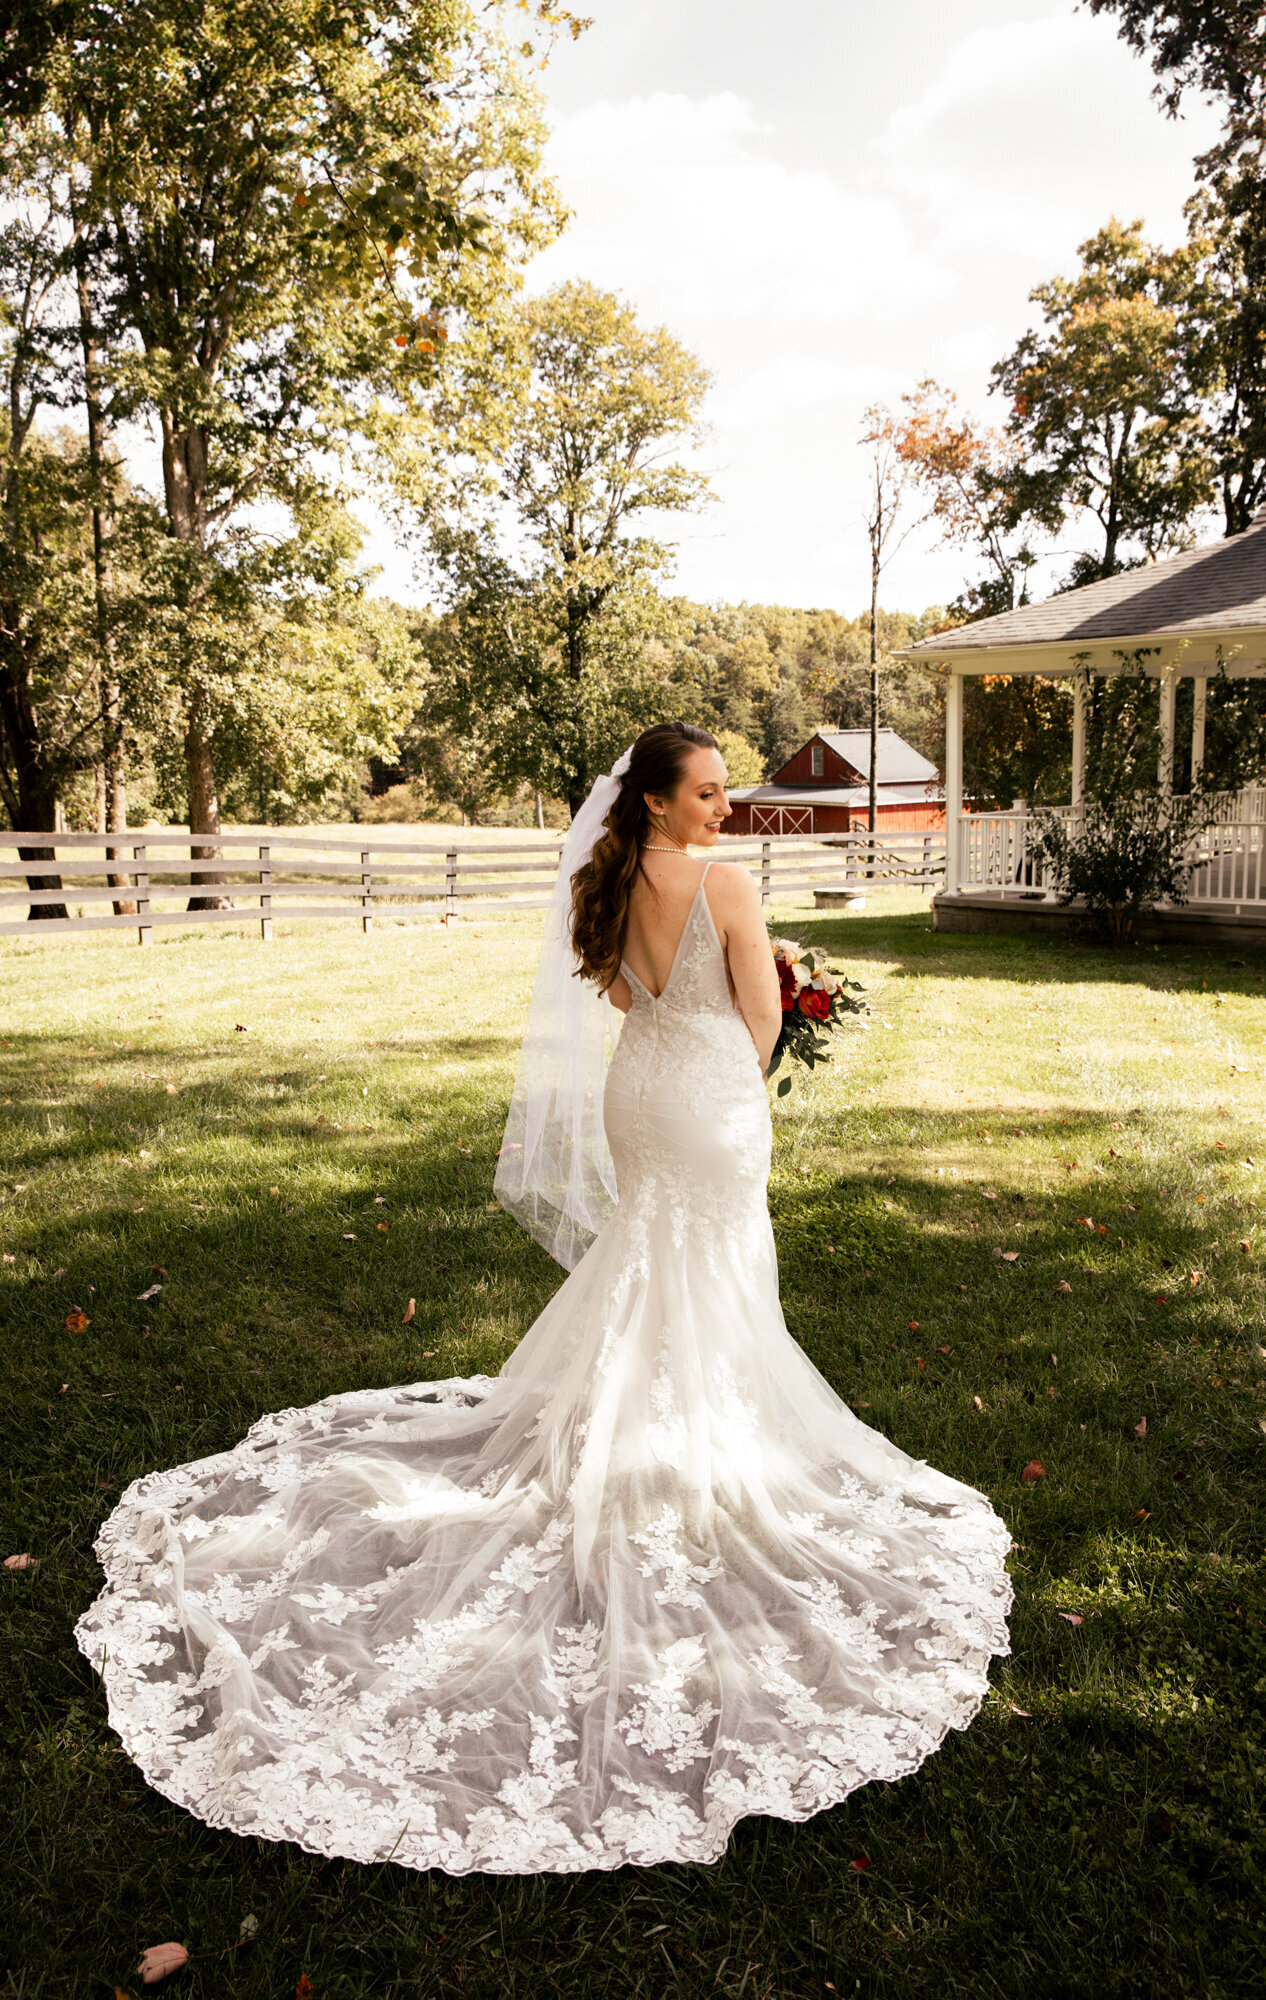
<box><xmin>76</xmin><ymin>866</ymin><xmax>1014</xmax><ymax>1874</ymax></box>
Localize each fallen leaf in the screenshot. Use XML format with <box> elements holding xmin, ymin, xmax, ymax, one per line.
<box><xmin>136</xmin><ymin>1283</ymin><xmax>162</xmax><ymax>1302</ymax></box>
<box><xmin>1020</xmin><ymin>1459</ymin><xmax>1045</xmax><ymax>1482</ymax></box>
<box><xmin>972</xmin><ymin>1394</ymin><xmax>983</xmax><ymax>1410</ymax></box>
<box><xmin>1240</xmin><ymin>1239</ymin><xmax>1251</xmax><ymax>1253</ymax></box>
<box><xmin>4</xmin><ymin>1552</ymin><xmax>36</xmax><ymax>1570</ymax></box>
<box><xmin>908</xmin><ymin>1320</ymin><xmax>919</xmax><ymax>1330</ymax></box>
<box><xmin>295</xmin><ymin>1978</ymin><xmax>314</xmax><ymax>2000</ymax></box>
<box><xmin>51</xmin><ymin>1267</ymin><xmax>67</xmax><ymax>1280</ymax></box>
<box><xmin>234</xmin><ymin>1023</ymin><xmax>248</xmax><ymax>1033</ymax></box>
<box><xmin>992</xmin><ymin>1248</ymin><xmax>1019</xmax><ymax>1263</ymax></box>
<box><xmin>848</xmin><ymin>1855</ymin><xmax>870</xmax><ymax>1872</ymax></box>
<box><xmin>1049</xmin><ymin>1352</ymin><xmax>1058</xmax><ymax>1368</ymax></box>
<box><xmin>138</xmin><ymin>1942</ymin><xmax>188</xmax><ymax>1984</ymax></box>
<box><xmin>65</xmin><ymin>1308</ymin><xmax>90</xmax><ymax>1332</ymax></box>
<box><xmin>1055</xmin><ymin>1280</ymin><xmax>1072</xmax><ymax>1296</ymax></box>
<box><xmin>855</xmin><ymin>1401</ymin><xmax>871</xmax><ymax>1409</ymax></box>
<box><xmin>164</xmin><ymin>1082</ymin><xmax>178</xmax><ymax>1095</ymax></box>
<box><xmin>376</xmin><ymin>1221</ymin><xmax>390</xmax><ymax>1234</ymax></box>
<box><xmin>1135</xmin><ymin>1507</ymin><xmax>1150</xmax><ymax>1520</ymax></box>
<box><xmin>981</xmin><ymin>1190</ymin><xmax>997</xmax><ymax>1200</ymax></box>
<box><xmin>153</xmin><ymin>1264</ymin><xmax>168</xmax><ymax>1278</ymax></box>
<box><xmin>1134</xmin><ymin>1417</ymin><xmax>1147</xmax><ymax>1438</ymax></box>
<box><xmin>239</xmin><ymin>1914</ymin><xmax>259</xmax><ymax>1941</ymax></box>
<box><xmin>269</xmin><ymin>1186</ymin><xmax>280</xmax><ymax>1197</ymax></box>
<box><xmin>421</xmin><ymin>1349</ymin><xmax>436</xmax><ymax>1358</ymax></box>
<box><xmin>341</xmin><ymin>1232</ymin><xmax>356</xmax><ymax>1241</ymax></box>
<box><xmin>915</xmin><ymin>1357</ymin><xmax>925</xmax><ymax>1370</ymax></box>
<box><xmin>402</xmin><ymin>1298</ymin><xmax>416</xmax><ymax>1324</ymax></box>
<box><xmin>1009</xmin><ymin>1704</ymin><xmax>1033</xmax><ymax>1719</ymax></box>
<box><xmin>1058</xmin><ymin>1612</ymin><xmax>1083</xmax><ymax>1627</ymax></box>
<box><xmin>936</xmin><ymin>1343</ymin><xmax>951</xmax><ymax>1354</ymax></box>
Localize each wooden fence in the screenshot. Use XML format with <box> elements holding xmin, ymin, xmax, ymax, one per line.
<box><xmin>0</xmin><ymin>826</ymin><xmax>946</xmax><ymax>946</ymax></box>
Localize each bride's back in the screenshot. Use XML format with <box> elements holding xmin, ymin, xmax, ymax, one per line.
<box><xmin>620</xmin><ymin>854</ymin><xmax>720</xmax><ymax>1000</ymax></box>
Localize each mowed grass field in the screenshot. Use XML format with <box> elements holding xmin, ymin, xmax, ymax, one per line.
<box><xmin>1</xmin><ymin>889</ymin><xmax>1264</xmax><ymax>2000</ymax></box>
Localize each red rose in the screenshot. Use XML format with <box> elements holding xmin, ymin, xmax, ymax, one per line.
<box><xmin>798</xmin><ymin>986</ymin><xmax>830</xmax><ymax>1021</ymax></box>
<box><xmin>777</xmin><ymin>962</ymin><xmax>797</xmax><ymax>1012</ymax></box>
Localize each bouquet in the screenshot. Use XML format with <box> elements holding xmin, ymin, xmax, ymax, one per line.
<box><xmin>767</xmin><ymin>936</ymin><xmax>868</xmax><ymax>1096</ymax></box>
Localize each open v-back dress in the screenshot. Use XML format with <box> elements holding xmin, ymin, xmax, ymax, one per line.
<box><xmin>75</xmin><ymin>861</ymin><xmax>1014</xmax><ymax>1874</ymax></box>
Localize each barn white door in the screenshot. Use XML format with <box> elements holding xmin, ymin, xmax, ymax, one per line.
<box><xmin>752</xmin><ymin>805</ymin><xmax>813</xmax><ymax>835</ymax></box>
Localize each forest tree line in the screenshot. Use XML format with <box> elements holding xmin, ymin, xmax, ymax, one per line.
<box><xmin>4</xmin><ymin>0</ymin><xmax>1266</xmax><ymax>874</ymax></box>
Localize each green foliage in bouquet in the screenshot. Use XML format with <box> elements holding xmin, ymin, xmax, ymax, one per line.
<box><xmin>767</xmin><ymin>937</ymin><xmax>868</xmax><ymax>1097</ymax></box>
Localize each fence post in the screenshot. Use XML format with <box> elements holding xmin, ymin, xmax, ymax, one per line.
<box><xmin>759</xmin><ymin>838</ymin><xmax>771</xmax><ymax>907</ymax></box>
<box><xmin>922</xmin><ymin>832</ymin><xmax>932</xmax><ymax>893</ymax></box>
<box><xmin>134</xmin><ymin>843</ymin><xmax>152</xmax><ymax>947</ymax></box>
<box><xmin>360</xmin><ymin>848</ymin><xmax>374</xmax><ymax>934</ymax></box>
<box><xmin>445</xmin><ymin>846</ymin><xmax>458</xmax><ymax>924</ymax></box>
<box><xmin>259</xmin><ymin>842</ymin><xmax>273</xmax><ymax>942</ymax></box>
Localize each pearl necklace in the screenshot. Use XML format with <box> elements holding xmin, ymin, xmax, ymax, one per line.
<box><xmin>643</xmin><ymin>843</ymin><xmax>692</xmax><ymax>854</ymax></box>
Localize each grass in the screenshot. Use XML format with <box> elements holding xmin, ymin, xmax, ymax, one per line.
<box><xmin>1</xmin><ymin>889</ymin><xmax>1264</xmax><ymax>2000</ymax></box>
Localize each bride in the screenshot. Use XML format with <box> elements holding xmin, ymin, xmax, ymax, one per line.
<box><xmin>76</xmin><ymin>721</ymin><xmax>1014</xmax><ymax>1875</ymax></box>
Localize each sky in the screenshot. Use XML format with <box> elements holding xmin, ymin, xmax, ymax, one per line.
<box><xmin>370</xmin><ymin>0</ymin><xmax>1224</xmax><ymax>615</ymax></box>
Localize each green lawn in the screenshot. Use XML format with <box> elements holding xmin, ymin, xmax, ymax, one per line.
<box><xmin>1</xmin><ymin>892</ymin><xmax>1264</xmax><ymax>2000</ymax></box>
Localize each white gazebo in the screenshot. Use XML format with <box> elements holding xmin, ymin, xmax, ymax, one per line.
<box><xmin>900</xmin><ymin>508</ymin><xmax>1266</xmax><ymax>942</ymax></box>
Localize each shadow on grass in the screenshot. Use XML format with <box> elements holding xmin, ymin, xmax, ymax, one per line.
<box><xmin>783</xmin><ymin>904</ymin><xmax>1266</xmax><ymax>995</ymax></box>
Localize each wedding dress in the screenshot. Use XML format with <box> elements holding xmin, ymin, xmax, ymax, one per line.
<box><xmin>75</xmin><ymin>863</ymin><xmax>1014</xmax><ymax>1874</ymax></box>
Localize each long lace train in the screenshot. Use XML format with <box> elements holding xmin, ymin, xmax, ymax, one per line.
<box><xmin>75</xmin><ymin>869</ymin><xmax>1014</xmax><ymax>1873</ymax></box>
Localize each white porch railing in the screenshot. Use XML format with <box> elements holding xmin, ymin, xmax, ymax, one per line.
<box><xmin>952</xmin><ymin>795</ymin><xmax>1266</xmax><ymax>909</ymax></box>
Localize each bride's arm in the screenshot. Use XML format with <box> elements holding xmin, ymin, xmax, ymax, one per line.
<box><xmin>709</xmin><ymin>865</ymin><xmax>783</xmax><ymax>1072</ymax></box>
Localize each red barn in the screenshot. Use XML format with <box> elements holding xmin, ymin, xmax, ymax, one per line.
<box><xmin>723</xmin><ymin>730</ymin><xmax>945</xmax><ymax>836</ymax></box>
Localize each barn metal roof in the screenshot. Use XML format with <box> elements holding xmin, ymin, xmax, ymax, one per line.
<box><xmin>807</xmin><ymin>729</ymin><xmax>940</xmax><ymax>784</ymax></box>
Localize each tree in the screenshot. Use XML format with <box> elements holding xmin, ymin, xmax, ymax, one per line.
<box><xmin>9</xmin><ymin>0</ymin><xmax>562</xmax><ymax>899</ymax></box>
<box><xmin>857</xmin><ymin>406</ymin><xmax>927</xmax><ymax>838</ymax></box>
<box><xmin>428</xmin><ymin>281</ymin><xmax>711</xmax><ymax>815</ymax></box>
<box><xmin>890</xmin><ymin>379</ymin><xmax>1037</xmax><ymax>618</ymax></box>
<box><xmin>992</xmin><ymin>218</ymin><xmax>1212</xmax><ymax>585</ymax></box>
<box><xmin>1084</xmin><ymin>2</ymin><xmax>1266</xmax><ymax>132</ymax></box>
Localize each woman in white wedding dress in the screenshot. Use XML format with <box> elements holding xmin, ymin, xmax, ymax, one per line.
<box><xmin>76</xmin><ymin>722</ymin><xmax>1014</xmax><ymax>1875</ymax></box>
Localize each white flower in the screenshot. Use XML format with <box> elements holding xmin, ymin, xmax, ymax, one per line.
<box><xmin>791</xmin><ymin>963</ymin><xmax>812</xmax><ymax>989</ymax></box>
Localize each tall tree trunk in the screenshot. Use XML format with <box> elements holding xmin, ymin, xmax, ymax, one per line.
<box><xmin>0</xmin><ymin>653</ymin><xmax>69</xmax><ymax>918</ymax></box>
<box><xmin>868</xmin><ymin>554</ymin><xmax>880</xmax><ymax>873</ymax></box>
<box><xmin>73</xmin><ymin>224</ymin><xmax>136</xmax><ymax>915</ymax></box>
<box><xmin>158</xmin><ymin>408</ymin><xmax>230</xmax><ymax>910</ymax></box>
<box><xmin>185</xmin><ymin>692</ymin><xmax>229</xmax><ymax>909</ymax></box>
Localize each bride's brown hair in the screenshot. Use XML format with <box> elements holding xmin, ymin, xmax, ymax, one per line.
<box><xmin>571</xmin><ymin>721</ymin><xmax>719</xmax><ymax>990</ymax></box>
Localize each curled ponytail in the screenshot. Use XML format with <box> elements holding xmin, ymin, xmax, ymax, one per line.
<box><xmin>570</xmin><ymin>721</ymin><xmax>718</xmax><ymax>989</ymax></box>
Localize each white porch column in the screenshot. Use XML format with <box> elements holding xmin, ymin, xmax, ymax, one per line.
<box><xmin>1071</xmin><ymin>669</ymin><xmax>1088</xmax><ymax>807</ymax></box>
<box><xmin>1191</xmin><ymin>675</ymin><xmax>1207</xmax><ymax>786</ymax></box>
<box><xmin>945</xmin><ymin>670</ymin><xmax>963</xmax><ymax>892</ymax></box>
<box><xmin>1158</xmin><ymin>669</ymin><xmax>1177</xmax><ymax>796</ymax></box>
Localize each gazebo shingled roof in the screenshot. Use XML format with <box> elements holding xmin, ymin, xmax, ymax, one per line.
<box><xmin>901</xmin><ymin>505</ymin><xmax>1266</xmax><ymax>665</ymax></box>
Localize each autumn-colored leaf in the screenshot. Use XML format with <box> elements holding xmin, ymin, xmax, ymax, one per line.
<box><xmin>341</xmin><ymin>1232</ymin><xmax>356</xmax><ymax>1241</ymax></box>
<box><xmin>1010</xmin><ymin>1704</ymin><xmax>1033</xmax><ymax>1719</ymax></box>
<box><xmin>1055</xmin><ymin>1280</ymin><xmax>1072</xmax><ymax>1296</ymax></box>
<box><xmin>1134</xmin><ymin>1417</ymin><xmax>1147</xmax><ymax>1438</ymax></box>
<box><xmin>376</xmin><ymin>1221</ymin><xmax>390</xmax><ymax>1234</ymax></box>
<box><xmin>1240</xmin><ymin>1239</ymin><xmax>1252</xmax><ymax>1253</ymax></box>
<box><xmin>4</xmin><ymin>1552</ymin><xmax>36</xmax><ymax>1570</ymax></box>
<box><xmin>234</xmin><ymin>1023</ymin><xmax>248</xmax><ymax>1033</ymax></box>
<box><xmin>1058</xmin><ymin>1611</ymin><xmax>1083</xmax><ymax>1627</ymax></box>
<box><xmin>915</xmin><ymin>1357</ymin><xmax>925</xmax><ymax>1370</ymax></box>
<box><xmin>908</xmin><ymin>1320</ymin><xmax>919</xmax><ymax>1330</ymax></box>
<box><xmin>65</xmin><ymin>1308</ymin><xmax>90</xmax><ymax>1331</ymax></box>
<box><xmin>296</xmin><ymin>1975</ymin><xmax>315</xmax><ymax>2000</ymax></box>
<box><xmin>137</xmin><ymin>1283</ymin><xmax>162</xmax><ymax>1301</ymax></box>
<box><xmin>848</xmin><ymin>1855</ymin><xmax>870</xmax><ymax>1872</ymax></box>
<box><xmin>165</xmin><ymin>1082</ymin><xmax>178</xmax><ymax>1095</ymax></box>
<box><xmin>936</xmin><ymin>1343</ymin><xmax>950</xmax><ymax>1354</ymax></box>
<box><xmin>138</xmin><ymin>1942</ymin><xmax>188</xmax><ymax>1984</ymax></box>
<box><xmin>1135</xmin><ymin>1507</ymin><xmax>1150</xmax><ymax>1520</ymax></box>
<box><xmin>972</xmin><ymin>1395</ymin><xmax>983</xmax><ymax>1410</ymax></box>
<box><xmin>1020</xmin><ymin>1459</ymin><xmax>1044</xmax><ymax>1482</ymax></box>
<box><xmin>992</xmin><ymin>1248</ymin><xmax>1019</xmax><ymax>1262</ymax></box>
<box><xmin>402</xmin><ymin>1298</ymin><xmax>416</xmax><ymax>1324</ymax></box>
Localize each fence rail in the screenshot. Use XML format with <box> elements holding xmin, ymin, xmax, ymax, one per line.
<box><xmin>0</xmin><ymin>826</ymin><xmax>945</xmax><ymax>945</ymax></box>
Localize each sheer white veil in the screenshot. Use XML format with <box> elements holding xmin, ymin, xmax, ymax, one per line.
<box><xmin>494</xmin><ymin>747</ymin><xmax>633</xmax><ymax>1269</ymax></box>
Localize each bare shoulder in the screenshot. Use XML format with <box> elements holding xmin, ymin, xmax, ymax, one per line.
<box><xmin>702</xmin><ymin>859</ymin><xmax>761</xmax><ymax>919</ymax></box>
